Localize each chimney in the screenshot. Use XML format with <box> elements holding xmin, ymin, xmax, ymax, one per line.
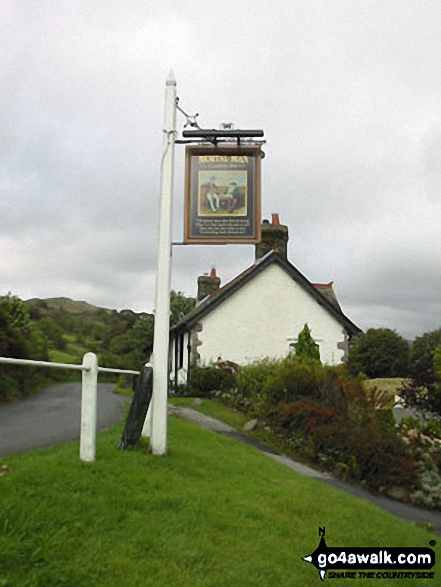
<box><xmin>197</xmin><ymin>268</ymin><xmax>221</xmax><ymax>301</ymax></box>
<box><xmin>255</xmin><ymin>213</ymin><xmax>289</xmax><ymax>261</ymax></box>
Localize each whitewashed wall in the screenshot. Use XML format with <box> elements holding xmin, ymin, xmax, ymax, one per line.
<box><xmin>195</xmin><ymin>264</ymin><xmax>346</xmax><ymax>367</ymax></box>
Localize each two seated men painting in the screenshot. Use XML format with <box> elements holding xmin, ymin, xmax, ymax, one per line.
<box><xmin>200</xmin><ymin>176</ymin><xmax>245</xmax><ymax>215</ymax></box>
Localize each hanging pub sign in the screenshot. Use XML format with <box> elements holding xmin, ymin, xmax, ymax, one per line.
<box><xmin>184</xmin><ymin>145</ymin><xmax>262</xmax><ymax>244</ymax></box>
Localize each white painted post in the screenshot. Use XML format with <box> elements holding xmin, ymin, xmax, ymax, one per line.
<box><xmin>150</xmin><ymin>71</ymin><xmax>177</xmax><ymax>455</ymax></box>
<box><xmin>80</xmin><ymin>352</ymin><xmax>98</xmax><ymax>462</ymax></box>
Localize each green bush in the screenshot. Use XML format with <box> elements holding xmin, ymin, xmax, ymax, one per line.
<box><xmin>295</xmin><ymin>324</ymin><xmax>321</xmax><ymax>361</ymax></box>
<box><xmin>264</xmin><ymin>396</ymin><xmax>417</xmax><ymax>491</ymax></box>
<box><xmin>187</xmin><ymin>365</ymin><xmax>236</xmax><ymax>397</ymax></box>
<box><xmin>237</xmin><ymin>355</ymin><xmax>351</xmax><ymax>410</ymax></box>
<box><xmin>398</xmin><ymin>417</ymin><xmax>441</xmax><ymax>509</ymax></box>
<box><xmin>224</xmin><ymin>356</ymin><xmax>419</xmax><ymax>494</ymax></box>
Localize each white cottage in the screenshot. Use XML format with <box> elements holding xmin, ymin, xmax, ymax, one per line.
<box><xmin>170</xmin><ymin>215</ymin><xmax>361</xmax><ymax>385</ymax></box>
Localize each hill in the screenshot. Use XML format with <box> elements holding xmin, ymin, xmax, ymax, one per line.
<box><xmin>22</xmin><ymin>296</ymin><xmax>154</xmax><ymax>372</ymax></box>
<box><xmin>26</xmin><ymin>296</ymin><xmax>112</xmax><ymax>315</ymax></box>
<box><xmin>1</xmin><ymin>291</ymin><xmax>194</xmax><ymax>401</ymax></box>
<box><xmin>26</xmin><ymin>296</ymin><xmax>150</xmax><ymax>320</ymax></box>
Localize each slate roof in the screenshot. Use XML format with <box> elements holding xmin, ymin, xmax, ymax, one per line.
<box><xmin>171</xmin><ymin>251</ymin><xmax>361</xmax><ymax>337</ymax></box>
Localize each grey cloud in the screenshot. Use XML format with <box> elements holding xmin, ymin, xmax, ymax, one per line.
<box><xmin>1</xmin><ymin>0</ymin><xmax>441</xmax><ymax>340</ymax></box>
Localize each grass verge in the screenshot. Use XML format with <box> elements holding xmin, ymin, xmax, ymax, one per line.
<box><xmin>0</xmin><ymin>414</ymin><xmax>438</xmax><ymax>586</ymax></box>
<box><xmin>169</xmin><ymin>396</ymin><xmax>322</xmax><ymax>467</ymax></box>
<box><xmin>363</xmin><ymin>378</ymin><xmax>407</xmax><ymax>397</ymax></box>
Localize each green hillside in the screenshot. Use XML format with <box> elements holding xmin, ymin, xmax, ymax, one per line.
<box><xmin>26</xmin><ymin>296</ymin><xmax>112</xmax><ymax>315</ymax></box>
<box><xmin>0</xmin><ymin>292</ymin><xmax>195</xmax><ymax>402</ymax></box>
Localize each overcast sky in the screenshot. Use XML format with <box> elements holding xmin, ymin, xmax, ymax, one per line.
<box><xmin>1</xmin><ymin>0</ymin><xmax>440</xmax><ymax>340</ymax></box>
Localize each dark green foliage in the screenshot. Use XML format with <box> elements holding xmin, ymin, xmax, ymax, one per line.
<box><xmin>170</xmin><ymin>290</ymin><xmax>196</xmax><ymax>326</ymax></box>
<box><xmin>237</xmin><ymin>355</ymin><xmax>347</xmax><ymax>408</ymax></box>
<box><xmin>410</xmin><ymin>328</ymin><xmax>441</xmax><ymax>387</ymax></box>
<box><xmin>187</xmin><ymin>365</ymin><xmax>236</xmax><ymax>397</ymax></box>
<box><xmin>295</xmin><ymin>323</ymin><xmax>320</xmax><ymax>362</ymax></box>
<box><xmin>400</xmin><ymin>329</ymin><xmax>441</xmax><ymax>417</ymax></box>
<box><xmin>348</xmin><ymin>328</ymin><xmax>409</xmax><ymax>378</ymax></box>
<box><xmin>102</xmin><ymin>315</ymin><xmax>155</xmax><ymax>370</ymax></box>
<box><xmin>34</xmin><ymin>318</ymin><xmax>67</xmax><ymax>350</ymax></box>
<box><xmin>0</xmin><ymin>294</ymin><xmax>50</xmax><ymax>401</ymax></box>
<box><xmin>434</xmin><ymin>343</ymin><xmax>441</xmax><ymax>380</ymax></box>
<box><xmin>400</xmin><ymin>378</ymin><xmax>441</xmax><ymax>417</ymax></box>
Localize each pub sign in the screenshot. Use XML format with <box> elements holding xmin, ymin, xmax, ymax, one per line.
<box><xmin>184</xmin><ymin>145</ymin><xmax>262</xmax><ymax>244</ymax></box>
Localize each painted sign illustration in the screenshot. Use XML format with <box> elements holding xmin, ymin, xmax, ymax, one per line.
<box><xmin>184</xmin><ymin>146</ymin><xmax>262</xmax><ymax>244</ymax></box>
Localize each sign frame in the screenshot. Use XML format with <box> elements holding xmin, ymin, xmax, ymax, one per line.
<box><xmin>184</xmin><ymin>144</ymin><xmax>262</xmax><ymax>244</ymax></box>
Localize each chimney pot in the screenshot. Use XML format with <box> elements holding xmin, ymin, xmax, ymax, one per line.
<box><xmin>210</xmin><ymin>267</ymin><xmax>217</xmax><ymax>278</ymax></box>
<box><xmin>271</xmin><ymin>213</ymin><xmax>280</xmax><ymax>226</ymax></box>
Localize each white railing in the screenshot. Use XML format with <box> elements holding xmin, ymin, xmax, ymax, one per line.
<box><xmin>0</xmin><ymin>352</ymin><xmax>140</xmax><ymax>462</ymax></box>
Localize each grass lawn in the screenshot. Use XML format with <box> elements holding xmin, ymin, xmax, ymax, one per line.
<box><xmin>169</xmin><ymin>397</ymin><xmax>330</xmax><ymax>467</ymax></box>
<box><xmin>364</xmin><ymin>378</ymin><xmax>407</xmax><ymax>397</ymax></box>
<box><xmin>0</xmin><ymin>416</ymin><xmax>438</xmax><ymax>586</ymax></box>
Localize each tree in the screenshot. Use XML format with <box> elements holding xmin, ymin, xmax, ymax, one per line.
<box><xmin>170</xmin><ymin>290</ymin><xmax>196</xmax><ymax>327</ymax></box>
<box><xmin>295</xmin><ymin>324</ymin><xmax>320</xmax><ymax>362</ymax></box>
<box><xmin>0</xmin><ymin>293</ymin><xmax>49</xmax><ymax>401</ymax></box>
<box><xmin>348</xmin><ymin>328</ymin><xmax>409</xmax><ymax>378</ymax></box>
<box><xmin>410</xmin><ymin>328</ymin><xmax>441</xmax><ymax>388</ymax></box>
<box><xmin>433</xmin><ymin>342</ymin><xmax>441</xmax><ymax>381</ymax></box>
<box><xmin>0</xmin><ymin>294</ymin><xmax>48</xmax><ymax>360</ymax></box>
<box><xmin>400</xmin><ymin>330</ymin><xmax>441</xmax><ymax>417</ymax></box>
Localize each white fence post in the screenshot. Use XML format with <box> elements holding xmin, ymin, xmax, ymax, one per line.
<box><xmin>80</xmin><ymin>352</ymin><xmax>98</xmax><ymax>462</ymax></box>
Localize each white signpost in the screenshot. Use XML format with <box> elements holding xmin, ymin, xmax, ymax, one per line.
<box><xmin>149</xmin><ymin>71</ymin><xmax>177</xmax><ymax>455</ymax></box>
<box><xmin>148</xmin><ymin>74</ymin><xmax>263</xmax><ymax>455</ymax></box>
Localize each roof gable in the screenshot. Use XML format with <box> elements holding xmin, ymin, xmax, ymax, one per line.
<box><xmin>172</xmin><ymin>251</ymin><xmax>361</xmax><ymax>336</ymax></box>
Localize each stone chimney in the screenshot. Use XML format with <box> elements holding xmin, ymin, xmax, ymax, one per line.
<box><xmin>197</xmin><ymin>268</ymin><xmax>221</xmax><ymax>301</ymax></box>
<box><xmin>255</xmin><ymin>213</ymin><xmax>289</xmax><ymax>261</ymax></box>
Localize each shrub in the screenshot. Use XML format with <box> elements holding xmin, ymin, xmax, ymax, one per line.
<box><xmin>295</xmin><ymin>324</ymin><xmax>320</xmax><ymax>361</ymax></box>
<box><xmin>399</xmin><ymin>374</ymin><xmax>441</xmax><ymax>418</ymax></box>
<box><xmin>224</xmin><ymin>356</ymin><xmax>419</xmax><ymax>493</ymax></box>
<box><xmin>236</xmin><ymin>355</ymin><xmax>347</xmax><ymax>409</ymax></box>
<box><xmin>263</xmin><ymin>395</ymin><xmax>417</xmax><ymax>491</ymax></box>
<box><xmin>187</xmin><ymin>365</ymin><xmax>236</xmax><ymax>397</ymax></box>
<box><xmin>235</xmin><ymin>357</ymin><xmax>279</xmax><ymax>403</ymax></box>
<box><xmin>398</xmin><ymin>417</ymin><xmax>441</xmax><ymax>509</ymax></box>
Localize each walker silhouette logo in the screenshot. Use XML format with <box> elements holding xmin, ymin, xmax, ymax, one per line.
<box><xmin>302</xmin><ymin>527</ymin><xmax>435</xmax><ymax>581</ymax></box>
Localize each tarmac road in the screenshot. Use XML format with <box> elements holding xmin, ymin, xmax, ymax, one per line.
<box><xmin>0</xmin><ymin>383</ymin><xmax>128</xmax><ymax>456</ymax></box>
